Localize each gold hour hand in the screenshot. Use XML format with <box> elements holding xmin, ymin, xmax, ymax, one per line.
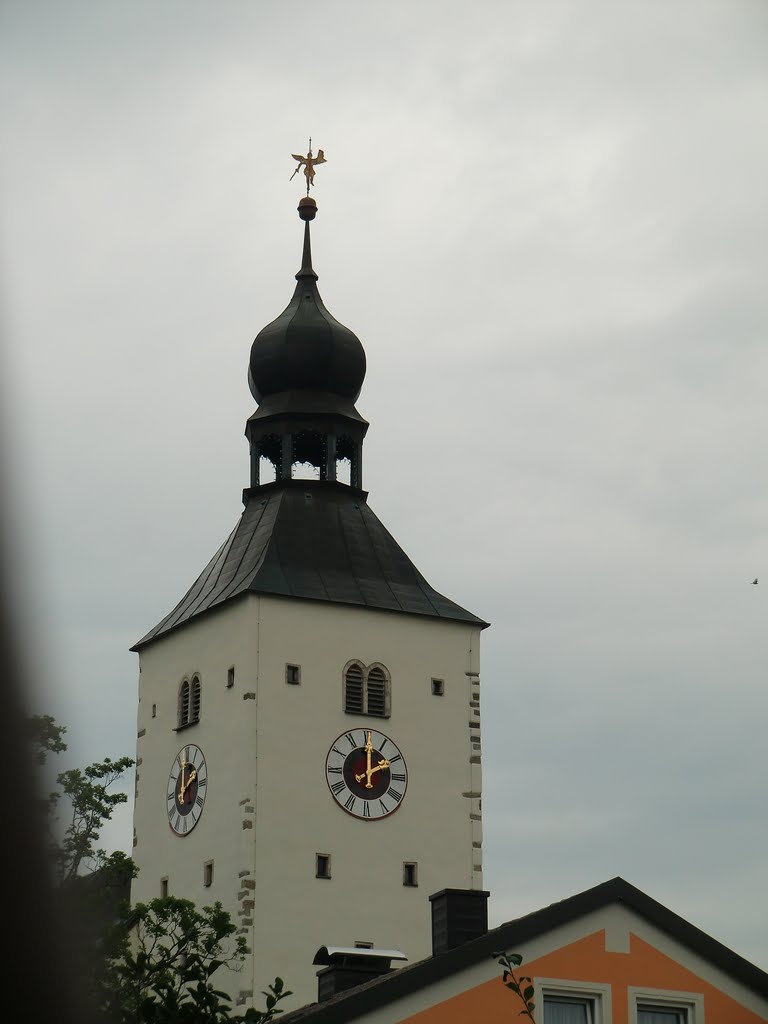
<box><xmin>179</xmin><ymin>768</ymin><xmax>197</xmax><ymax>804</ymax></box>
<box><xmin>355</xmin><ymin>758</ymin><xmax>391</xmax><ymax>788</ymax></box>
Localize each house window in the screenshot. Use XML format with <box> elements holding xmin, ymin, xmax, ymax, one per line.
<box><xmin>152</xmin><ymin>703</ymin><xmax>157</xmax><ymax>718</ymax></box>
<box><xmin>343</xmin><ymin>662</ymin><xmax>390</xmax><ymax>717</ymax></box>
<box><xmin>431</xmin><ymin>678</ymin><xmax>444</xmax><ymax>696</ymax></box>
<box><xmin>286</xmin><ymin>664</ymin><xmax>301</xmax><ymax>685</ymax></box>
<box><xmin>403</xmin><ymin>862</ymin><xmax>418</xmax><ymax>887</ymax></box>
<box><xmin>227</xmin><ymin>666</ymin><xmax>235</xmax><ymax>688</ymax></box>
<box><xmin>203</xmin><ymin>861</ymin><xmax>214</xmax><ymax>887</ymax></box>
<box><xmin>638</xmin><ymin>1010</ymin><xmax>685</xmax><ymax>1024</ymax></box>
<box><xmin>538</xmin><ymin>981</ymin><xmax>610</xmax><ymax>1024</ymax></box>
<box><xmin>354</xmin><ymin>941</ymin><xmax>373</xmax><ymax>949</ymax></box>
<box><xmin>629</xmin><ymin>989</ymin><xmax>701</xmax><ymax>1024</ymax></box>
<box><xmin>315</xmin><ymin>853</ymin><xmax>331</xmax><ymax>879</ymax></box>
<box><xmin>544</xmin><ymin>997</ymin><xmax>595</xmax><ymax>1023</ymax></box>
<box><xmin>160</xmin><ymin>877</ymin><xmax>169</xmax><ymax>898</ymax></box>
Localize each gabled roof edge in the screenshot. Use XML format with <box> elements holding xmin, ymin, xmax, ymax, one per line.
<box><xmin>279</xmin><ymin>877</ymin><xmax>768</xmax><ymax>1023</ymax></box>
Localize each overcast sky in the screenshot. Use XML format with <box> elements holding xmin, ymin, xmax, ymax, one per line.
<box><xmin>2</xmin><ymin>0</ymin><xmax>767</xmax><ymax>974</ymax></box>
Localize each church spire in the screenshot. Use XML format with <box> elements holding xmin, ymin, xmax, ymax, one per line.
<box><xmin>245</xmin><ymin>177</ymin><xmax>368</xmax><ymax>492</ymax></box>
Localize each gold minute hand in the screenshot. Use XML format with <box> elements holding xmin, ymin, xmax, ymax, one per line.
<box><xmin>178</xmin><ymin>754</ymin><xmax>187</xmax><ymax>800</ymax></box>
<box><xmin>365</xmin><ymin>731</ymin><xmax>373</xmax><ymax>785</ymax></box>
<box><xmin>355</xmin><ymin>758</ymin><xmax>391</xmax><ymax>788</ymax></box>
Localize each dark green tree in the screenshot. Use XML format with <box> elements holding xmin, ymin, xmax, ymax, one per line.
<box><xmin>102</xmin><ymin>896</ymin><xmax>290</xmax><ymax>1023</ymax></box>
<box><xmin>31</xmin><ymin>716</ymin><xmax>291</xmax><ymax>1023</ymax></box>
<box><xmin>28</xmin><ymin>713</ymin><xmax>136</xmax><ymax>885</ymax></box>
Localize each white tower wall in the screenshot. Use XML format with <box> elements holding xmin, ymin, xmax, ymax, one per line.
<box><xmin>132</xmin><ymin>592</ymin><xmax>483</xmax><ymax>1010</ymax></box>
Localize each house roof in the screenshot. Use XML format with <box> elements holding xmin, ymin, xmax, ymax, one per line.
<box><xmin>132</xmin><ymin>480</ymin><xmax>488</xmax><ymax>649</ymax></box>
<box><xmin>278</xmin><ymin>877</ymin><xmax>768</xmax><ymax>1023</ymax></box>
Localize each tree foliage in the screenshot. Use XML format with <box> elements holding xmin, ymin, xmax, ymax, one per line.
<box><xmin>101</xmin><ymin>896</ymin><xmax>291</xmax><ymax>1023</ymax></box>
<box><xmin>33</xmin><ymin>716</ymin><xmax>292</xmax><ymax>1023</ymax></box>
<box><xmin>492</xmin><ymin>950</ymin><xmax>537</xmax><ymax>1021</ymax></box>
<box><xmin>29</xmin><ymin>713</ymin><xmax>136</xmax><ymax>884</ymax></box>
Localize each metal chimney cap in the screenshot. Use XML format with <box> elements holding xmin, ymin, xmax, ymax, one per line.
<box><xmin>312</xmin><ymin>946</ymin><xmax>407</xmax><ymax>966</ymax></box>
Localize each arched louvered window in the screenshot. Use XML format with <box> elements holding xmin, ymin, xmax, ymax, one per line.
<box><xmin>344</xmin><ymin>663</ymin><xmax>364</xmax><ymax>714</ymax></box>
<box><xmin>366</xmin><ymin>666</ymin><xmax>387</xmax><ymax>717</ymax></box>
<box><xmin>343</xmin><ymin>662</ymin><xmax>390</xmax><ymax>718</ymax></box>
<box><xmin>191</xmin><ymin>676</ymin><xmax>202</xmax><ymax>723</ymax></box>
<box><xmin>178</xmin><ymin>680</ymin><xmax>191</xmax><ymax>727</ymax></box>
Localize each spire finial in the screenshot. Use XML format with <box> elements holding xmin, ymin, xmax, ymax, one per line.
<box><xmin>289</xmin><ymin>140</ymin><xmax>327</xmax><ymax>196</ymax></box>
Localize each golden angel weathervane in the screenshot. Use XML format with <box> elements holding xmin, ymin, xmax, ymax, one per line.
<box><xmin>290</xmin><ymin>138</ymin><xmax>326</xmax><ymax>194</ymax></box>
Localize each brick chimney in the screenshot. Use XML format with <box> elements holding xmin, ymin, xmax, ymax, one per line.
<box><xmin>429</xmin><ymin>888</ymin><xmax>490</xmax><ymax>954</ymax></box>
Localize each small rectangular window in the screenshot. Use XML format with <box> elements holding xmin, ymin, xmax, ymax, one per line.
<box><xmin>286</xmin><ymin>664</ymin><xmax>301</xmax><ymax>685</ymax></box>
<box><xmin>203</xmin><ymin>861</ymin><xmax>214</xmax><ymax>887</ymax></box>
<box><xmin>403</xmin><ymin>862</ymin><xmax>418</xmax><ymax>887</ymax></box>
<box><xmin>431</xmin><ymin>678</ymin><xmax>444</xmax><ymax>696</ymax></box>
<box><xmin>315</xmin><ymin>853</ymin><xmax>331</xmax><ymax>879</ymax></box>
<box><xmin>152</xmin><ymin>703</ymin><xmax>157</xmax><ymax>717</ymax></box>
<box><xmin>160</xmin><ymin>877</ymin><xmax>169</xmax><ymax>898</ymax></box>
<box><xmin>354</xmin><ymin>941</ymin><xmax>374</xmax><ymax>949</ymax></box>
<box><xmin>227</xmin><ymin>666</ymin><xmax>235</xmax><ymax>688</ymax></box>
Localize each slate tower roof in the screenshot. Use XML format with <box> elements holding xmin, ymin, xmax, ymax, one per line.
<box><xmin>133</xmin><ymin>197</ymin><xmax>487</xmax><ymax>650</ymax></box>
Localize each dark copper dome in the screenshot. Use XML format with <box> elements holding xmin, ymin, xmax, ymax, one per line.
<box><xmin>248</xmin><ymin>202</ymin><xmax>366</xmax><ymax>403</ymax></box>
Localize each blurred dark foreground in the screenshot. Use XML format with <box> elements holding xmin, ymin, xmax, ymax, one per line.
<box><xmin>0</xmin><ymin>496</ymin><xmax>102</xmax><ymax>1023</ymax></box>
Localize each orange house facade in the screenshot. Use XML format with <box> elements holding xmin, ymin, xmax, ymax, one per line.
<box><xmin>280</xmin><ymin>878</ymin><xmax>768</xmax><ymax>1024</ymax></box>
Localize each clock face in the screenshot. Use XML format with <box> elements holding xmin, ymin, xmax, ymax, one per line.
<box><xmin>167</xmin><ymin>744</ymin><xmax>208</xmax><ymax>836</ymax></box>
<box><xmin>325</xmin><ymin>728</ymin><xmax>408</xmax><ymax>820</ymax></box>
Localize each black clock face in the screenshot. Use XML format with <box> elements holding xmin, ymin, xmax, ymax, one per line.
<box><xmin>325</xmin><ymin>728</ymin><xmax>408</xmax><ymax>820</ymax></box>
<box><xmin>167</xmin><ymin>744</ymin><xmax>207</xmax><ymax>836</ymax></box>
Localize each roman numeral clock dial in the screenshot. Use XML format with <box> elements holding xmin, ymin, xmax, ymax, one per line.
<box><xmin>167</xmin><ymin>744</ymin><xmax>208</xmax><ymax>836</ymax></box>
<box><xmin>325</xmin><ymin>729</ymin><xmax>408</xmax><ymax>820</ymax></box>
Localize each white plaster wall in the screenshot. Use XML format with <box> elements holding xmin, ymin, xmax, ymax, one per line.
<box><xmin>132</xmin><ymin>592</ymin><xmax>484</xmax><ymax>1012</ymax></box>
<box><xmin>132</xmin><ymin>597</ymin><xmax>261</xmax><ymax>1006</ymax></box>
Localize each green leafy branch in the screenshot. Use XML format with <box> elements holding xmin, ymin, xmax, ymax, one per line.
<box><xmin>492</xmin><ymin>950</ymin><xmax>536</xmax><ymax>1022</ymax></box>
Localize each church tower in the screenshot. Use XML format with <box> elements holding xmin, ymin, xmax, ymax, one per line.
<box><xmin>130</xmin><ymin>186</ymin><xmax>488</xmax><ymax>1011</ymax></box>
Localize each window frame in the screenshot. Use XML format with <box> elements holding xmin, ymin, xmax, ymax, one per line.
<box><xmin>537</xmin><ymin>978</ymin><xmax>611</xmax><ymax>1024</ymax></box>
<box><xmin>628</xmin><ymin>987</ymin><xmax>702</xmax><ymax>1024</ymax></box>
<box><xmin>190</xmin><ymin>675</ymin><xmax>202</xmax><ymax>723</ymax></box>
<box><xmin>176</xmin><ymin>675</ymin><xmax>202</xmax><ymax>730</ymax></box>
<box><xmin>315</xmin><ymin>853</ymin><xmax>331</xmax><ymax>879</ymax></box>
<box><xmin>403</xmin><ymin>861</ymin><xmax>418</xmax><ymax>887</ymax></box>
<box><xmin>285</xmin><ymin>663</ymin><xmax>301</xmax><ymax>685</ymax></box>
<box><xmin>178</xmin><ymin>679</ymin><xmax>190</xmax><ymax>727</ymax></box>
<box><xmin>343</xmin><ymin>660</ymin><xmax>391</xmax><ymax>718</ymax></box>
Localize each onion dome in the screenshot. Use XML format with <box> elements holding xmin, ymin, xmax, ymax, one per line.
<box><xmin>248</xmin><ymin>198</ymin><xmax>366</xmax><ymax>403</ymax></box>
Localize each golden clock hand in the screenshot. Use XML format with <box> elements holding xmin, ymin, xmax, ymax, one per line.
<box><xmin>179</xmin><ymin>767</ymin><xmax>197</xmax><ymax>805</ymax></box>
<box><xmin>355</xmin><ymin>758</ymin><xmax>391</xmax><ymax>787</ymax></box>
<box><xmin>178</xmin><ymin>754</ymin><xmax>187</xmax><ymax>800</ymax></box>
<box><xmin>364</xmin><ymin>731</ymin><xmax>373</xmax><ymax>785</ymax></box>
